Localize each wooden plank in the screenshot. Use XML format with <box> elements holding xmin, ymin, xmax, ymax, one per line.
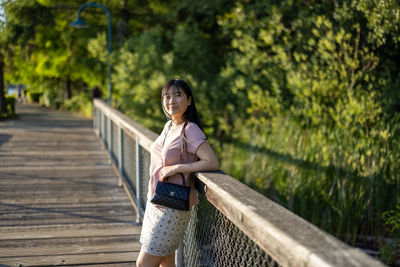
<box><xmin>0</xmin><ymin>188</ymin><xmax>124</xmax><ymax>196</ymax></box>
<box><xmin>0</xmin><ymin>145</ymin><xmax>103</xmax><ymax>152</ymax></box>
<box><xmin>0</xmin><ymin>235</ymin><xmax>141</xmax><ymax>254</ymax></box>
<box><xmin>78</xmin><ymin>263</ymin><xmax>136</xmax><ymax>267</ymax></box>
<box><xmin>0</xmin><ymin>160</ymin><xmax>110</xmax><ymax>167</ymax></box>
<box><xmin>0</xmin><ymin>179</ymin><xmax>122</xmax><ymax>187</ymax></box>
<box><xmin>0</xmin><ymin>200</ymin><xmax>132</xmax><ymax>208</ymax></box>
<box><xmin>0</xmin><ymin>153</ymin><xmax>107</xmax><ymax>161</ymax></box>
<box><xmin>0</xmin><ymin>207</ymin><xmax>132</xmax><ymax>216</ymax></box>
<box><xmin>0</xmin><ymin>165</ymin><xmax>112</xmax><ymax>171</ymax></box>
<box><xmin>0</xmin><ymin>194</ymin><xmax>128</xmax><ymax>203</ymax></box>
<box><xmin>0</xmin><ymin>206</ymin><xmax>134</xmax><ymax>217</ymax></box>
<box><xmin>1</xmin><ymin>135</ymin><xmax>99</xmax><ymax>140</ymax></box>
<box><xmin>0</xmin><ymin>169</ymin><xmax>116</xmax><ymax>180</ymax></box>
<box><xmin>0</xmin><ymin>196</ymin><xmax>129</xmax><ymax>205</ymax></box>
<box><xmin>1</xmin><ymin>140</ymin><xmax>99</xmax><ymax>144</ymax></box>
<box><xmin>0</xmin><ymin>192</ymin><xmax>127</xmax><ymax>201</ymax></box>
<box><xmin>0</xmin><ymin>223</ymin><xmax>141</xmax><ymax>240</ymax></box>
<box><xmin>0</xmin><ymin>218</ymin><xmax>136</xmax><ymax>228</ymax></box>
<box><xmin>0</xmin><ymin>251</ymin><xmax>138</xmax><ymax>266</ymax></box>
<box><xmin>0</xmin><ymin>151</ymin><xmax>105</xmax><ymax>155</ymax></box>
<box><xmin>0</xmin><ymin>131</ymin><xmax>94</xmax><ymax>136</ymax></box>
<box><xmin>0</xmin><ymin>212</ymin><xmax>134</xmax><ymax>223</ymax></box>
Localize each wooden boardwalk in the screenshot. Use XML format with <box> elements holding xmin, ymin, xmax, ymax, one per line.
<box><xmin>0</xmin><ymin>104</ymin><xmax>140</xmax><ymax>267</ymax></box>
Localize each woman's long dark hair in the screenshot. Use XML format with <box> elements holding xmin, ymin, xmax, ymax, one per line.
<box><xmin>162</xmin><ymin>79</ymin><xmax>204</xmax><ymax>163</ymax></box>
<box><xmin>161</xmin><ymin>78</ymin><xmax>203</xmax><ymax>132</ymax></box>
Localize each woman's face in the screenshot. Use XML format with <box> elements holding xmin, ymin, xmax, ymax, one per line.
<box><xmin>163</xmin><ymin>86</ymin><xmax>191</xmax><ymax>119</ymax></box>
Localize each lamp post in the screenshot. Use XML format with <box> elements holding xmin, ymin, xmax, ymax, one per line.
<box><xmin>70</xmin><ymin>3</ymin><xmax>112</xmax><ymax>105</ymax></box>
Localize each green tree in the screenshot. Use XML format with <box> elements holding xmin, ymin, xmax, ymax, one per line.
<box><xmin>3</xmin><ymin>0</ymin><xmax>400</xmax><ymax>261</ymax></box>
<box><xmin>0</xmin><ymin>0</ymin><xmax>11</xmax><ymax>113</ymax></box>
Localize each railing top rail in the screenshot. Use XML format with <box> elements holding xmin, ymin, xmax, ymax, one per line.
<box><xmin>94</xmin><ymin>99</ymin><xmax>158</xmax><ymax>150</ymax></box>
<box><xmin>93</xmin><ymin>99</ymin><xmax>384</xmax><ymax>267</ymax></box>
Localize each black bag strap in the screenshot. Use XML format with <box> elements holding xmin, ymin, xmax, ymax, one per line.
<box><xmin>180</xmin><ymin>122</ymin><xmax>195</xmax><ymax>187</ymax></box>
<box><xmin>161</xmin><ymin>121</ymin><xmax>188</xmax><ymax>187</ymax></box>
<box><xmin>162</xmin><ymin>121</ymin><xmax>173</xmax><ymax>147</ymax></box>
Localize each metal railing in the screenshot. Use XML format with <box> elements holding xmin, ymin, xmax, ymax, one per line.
<box><xmin>92</xmin><ymin>99</ymin><xmax>384</xmax><ymax>267</ymax></box>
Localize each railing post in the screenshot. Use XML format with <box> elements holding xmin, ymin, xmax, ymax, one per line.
<box><xmin>117</xmin><ymin>125</ymin><xmax>123</xmax><ymax>187</ymax></box>
<box><xmin>176</xmin><ymin>240</ymin><xmax>184</xmax><ymax>267</ymax></box>
<box><xmin>92</xmin><ymin>105</ymin><xmax>96</xmax><ymax>132</ymax></box>
<box><xmin>135</xmin><ymin>135</ymin><xmax>142</xmax><ymax>223</ymax></box>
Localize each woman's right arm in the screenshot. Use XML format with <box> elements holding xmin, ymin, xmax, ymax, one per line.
<box><xmin>160</xmin><ymin>142</ymin><xmax>219</xmax><ymax>180</ymax></box>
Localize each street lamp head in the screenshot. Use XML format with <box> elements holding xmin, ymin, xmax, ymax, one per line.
<box><xmin>70</xmin><ymin>2</ymin><xmax>113</xmax><ymax>105</ymax></box>
<box><xmin>70</xmin><ymin>16</ymin><xmax>89</xmax><ymax>28</ymax></box>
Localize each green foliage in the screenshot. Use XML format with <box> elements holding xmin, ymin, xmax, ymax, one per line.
<box><xmin>62</xmin><ymin>92</ymin><xmax>92</xmax><ymax>117</ymax></box>
<box><xmin>379</xmin><ymin>237</ymin><xmax>399</xmax><ymax>265</ymax></box>
<box><xmin>0</xmin><ymin>95</ymin><xmax>16</xmax><ymax>118</ymax></box>
<box><xmin>214</xmin><ymin>2</ymin><xmax>400</xmax><ymax>251</ymax></box>
<box><xmin>113</xmin><ymin>28</ymin><xmax>169</xmax><ymax>131</ymax></box>
<box><xmin>381</xmin><ymin>204</ymin><xmax>400</xmax><ymax>264</ymax></box>
<box><xmin>384</xmin><ymin>204</ymin><xmax>400</xmax><ymax>235</ymax></box>
<box><xmin>2</xmin><ymin>0</ymin><xmax>400</xmax><ymax>262</ymax></box>
<box><xmin>27</xmin><ymin>91</ymin><xmax>41</xmax><ymax>103</ymax></box>
<box><xmin>2</xmin><ymin>0</ymin><xmax>111</xmax><ymax>116</ymax></box>
<box><xmin>335</xmin><ymin>0</ymin><xmax>400</xmax><ymax>46</ymax></box>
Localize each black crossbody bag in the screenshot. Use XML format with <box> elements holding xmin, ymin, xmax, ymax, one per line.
<box><xmin>150</xmin><ymin>122</ymin><xmax>191</xmax><ymax>211</ymax></box>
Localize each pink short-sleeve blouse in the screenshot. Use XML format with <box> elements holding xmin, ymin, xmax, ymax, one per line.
<box><xmin>148</xmin><ymin>121</ymin><xmax>207</xmax><ymax>207</ymax></box>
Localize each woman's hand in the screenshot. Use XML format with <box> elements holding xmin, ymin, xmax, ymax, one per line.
<box><xmin>159</xmin><ymin>165</ymin><xmax>181</xmax><ymax>181</ymax></box>
<box><xmin>158</xmin><ymin>142</ymin><xmax>219</xmax><ymax>182</ymax></box>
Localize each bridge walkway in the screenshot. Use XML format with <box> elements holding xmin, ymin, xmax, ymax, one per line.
<box><xmin>0</xmin><ymin>103</ymin><xmax>140</xmax><ymax>267</ymax></box>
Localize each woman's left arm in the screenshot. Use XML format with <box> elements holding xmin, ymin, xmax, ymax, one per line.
<box><xmin>160</xmin><ymin>142</ymin><xmax>219</xmax><ymax>180</ymax></box>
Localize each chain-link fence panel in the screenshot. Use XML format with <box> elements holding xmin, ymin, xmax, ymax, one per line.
<box><xmin>104</xmin><ymin>115</ymin><xmax>109</xmax><ymax>149</ymax></box>
<box><xmin>184</xmin><ymin>194</ymin><xmax>279</xmax><ymax>267</ymax></box>
<box><xmin>93</xmin><ymin>106</ymin><xmax>97</xmax><ymax>131</ymax></box>
<box><xmin>111</xmin><ymin>121</ymin><xmax>118</xmax><ymax>164</ymax></box>
<box><xmin>97</xmin><ymin>108</ymin><xmax>101</xmax><ymax>133</ymax></box>
<box><xmin>99</xmin><ymin>113</ymin><xmax>104</xmax><ymax>139</ymax></box>
<box><xmin>140</xmin><ymin>146</ymin><xmax>151</xmax><ymax>210</ymax></box>
<box><xmin>122</xmin><ymin>131</ymin><xmax>137</xmax><ymax>193</ymax></box>
<box><xmin>95</xmin><ymin>107</ymin><xmax>99</xmax><ymax>132</ymax></box>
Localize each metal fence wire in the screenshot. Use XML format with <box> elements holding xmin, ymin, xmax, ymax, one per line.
<box><xmin>122</xmin><ymin>131</ymin><xmax>137</xmax><ymax>192</ymax></box>
<box><xmin>139</xmin><ymin>146</ymin><xmax>151</xmax><ymax>208</ymax></box>
<box><xmin>111</xmin><ymin>121</ymin><xmax>118</xmax><ymax>164</ymax></box>
<box><xmin>104</xmin><ymin>114</ymin><xmax>109</xmax><ymax>149</ymax></box>
<box><xmin>93</xmin><ymin>106</ymin><xmax>97</xmax><ymax>130</ymax></box>
<box><xmin>183</xmin><ymin>194</ymin><xmax>279</xmax><ymax>267</ymax></box>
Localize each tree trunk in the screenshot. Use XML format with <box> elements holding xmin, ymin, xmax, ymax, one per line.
<box><xmin>117</xmin><ymin>0</ymin><xmax>129</xmax><ymax>44</ymax></box>
<box><xmin>66</xmin><ymin>78</ymin><xmax>72</xmax><ymax>99</ymax></box>
<box><xmin>0</xmin><ymin>52</ymin><xmax>7</xmax><ymax>114</ymax></box>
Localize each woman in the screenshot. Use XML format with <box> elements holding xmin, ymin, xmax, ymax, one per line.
<box><xmin>137</xmin><ymin>79</ymin><xmax>219</xmax><ymax>267</ymax></box>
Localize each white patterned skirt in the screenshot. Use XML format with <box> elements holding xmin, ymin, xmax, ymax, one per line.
<box><xmin>140</xmin><ymin>201</ymin><xmax>191</xmax><ymax>256</ymax></box>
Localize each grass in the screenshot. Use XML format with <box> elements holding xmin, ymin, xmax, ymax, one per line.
<box><xmin>217</xmin><ymin>114</ymin><xmax>400</xmax><ymax>253</ymax></box>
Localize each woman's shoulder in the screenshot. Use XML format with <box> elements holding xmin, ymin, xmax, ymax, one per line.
<box><xmin>186</xmin><ymin>122</ymin><xmax>203</xmax><ymax>132</ymax></box>
<box><xmin>185</xmin><ymin>122</ymin><xmax>206</xmax><ymax>139</ymax></box>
